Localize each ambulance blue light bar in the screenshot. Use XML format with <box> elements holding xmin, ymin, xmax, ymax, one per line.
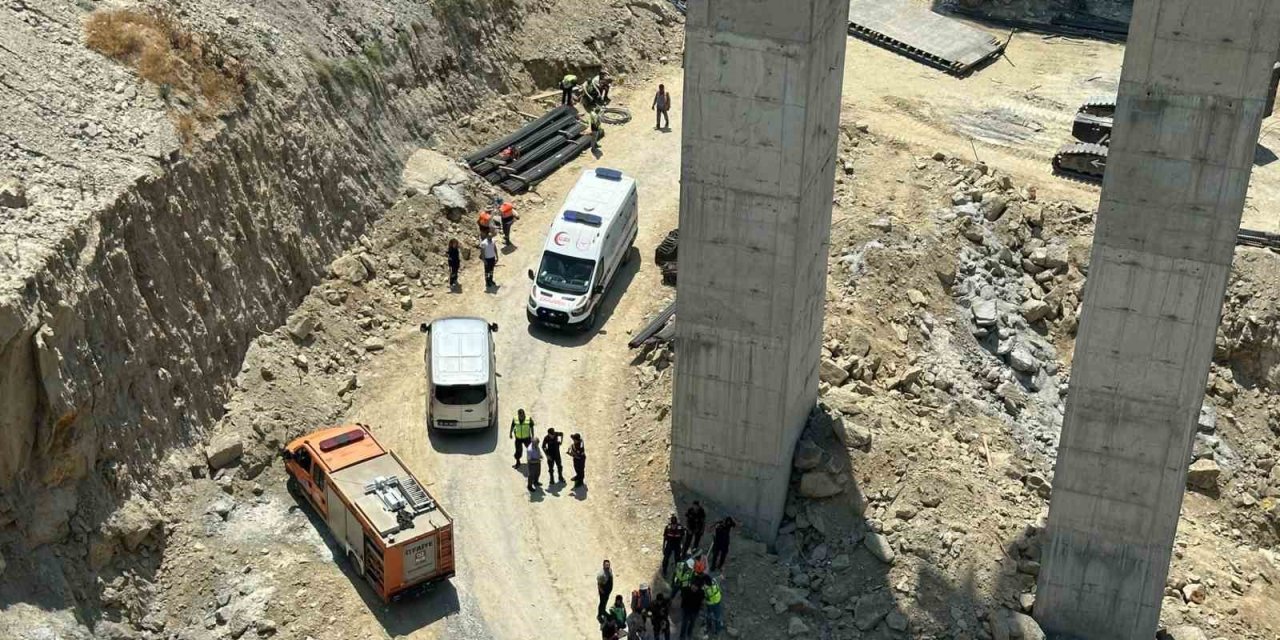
<box><xmin>563</xmin><ymin>210</ymin><xmax>603</xmax><ymax>226</ymax></box>
<box><xmin>594</xmin><ymin>167</ymin><xmax>623</xmax><ymax>181</ymax></box>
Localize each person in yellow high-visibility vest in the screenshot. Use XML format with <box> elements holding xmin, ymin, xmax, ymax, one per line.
<box><xmin>509</xmin><ymin>409</ymin><xmax>535</xmax><ymax>468</ymax></box>
<box><xmin>702</xmin><ymin>576</ymin><xmax>724</xmax><ymax>636</ymax></box>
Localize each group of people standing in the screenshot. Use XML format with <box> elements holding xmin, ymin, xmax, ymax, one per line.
<box><xmin>510</xmin><ymin>408</ymin><xmax>587</xmax><ymax>492</ymax></box>
<box><xmin>446</xmin><ymin>199</ymin><xmax>520</xmax><ymax>291</ymax></box>
<box><xmin>595</xmin><ymin>504</ymin><xmax>740</xmax><ymax>639</ymax></box>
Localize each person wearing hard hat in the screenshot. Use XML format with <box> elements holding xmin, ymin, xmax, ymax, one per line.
<box><xmin>561</xmin><ymin>73</ymin><xmax>578</xmax><ymax>106</ymax></box>
<box><xmin>499</xmin><ymin>201</ymin><xmax>519</xmax><ymax>247</ymax></box>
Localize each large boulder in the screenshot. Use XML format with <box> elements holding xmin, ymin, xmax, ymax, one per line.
<box><xmin>1162</xmin><ymin>625</ymin><xmax>1209</xmax><ymax>640</ymax></box>
<box><xmin>992</xmin><ymin>609</ymin><xmax>1046</xmax><ymax>640</ymax></box>
<box><xmin>330</xmin><ymin>254</ymin><xmax>371</xmax><ymax>284</ymax></box>
<box><xmin>0</xmin><ymin>175</ymin><xmax>27</xmax><ymax>208</ymax></box>
<box><xmin>853</xmin><ymin>591</ymin><xmax>894</xmax><ymax>631</ymax></box>
<box><xmin>822</xmin><ymin>387</ymin><xmax>862</xmax><ymax>416</ymax></box>
<box><xmin>792</xmin><ymin>439</ymin><xmax>823</xmax><ymax>471</ymax></box>
<box><xmin>205</xmin><ymin>433</ymin><xmax>244</xmax><ymax>470</ymax></box>
<box><xmin>1020</xmin><ymin>299</ymin><xmax>1052</xmax><ymax>323</ymax></box>
<box><xmin>798</xmin><ymin>472</ymin><xmax>843</xmax><ymax>499</ymax></box>
<box><xmin>402</xmin><ymin>149</ymin><xmax>470</xmax><ymax>194</ymax></box>
<box><xmin>285</xmin><ymin>312</ymin><xmax>317</xmax><ymax>341</ymax></box>
<box><xmin>863</xmin><ymin>532</ymin><xmax>895</xmax><ymax>564</ymax></box>
<box><xmin>1186</xmin><ymin>459</ymin><xmax>1220</xmax><ymax>490</ymax></box>
<box><xmin>105</xmin><ymin>495</ymin><xmax>164</xmax><ymax>551</ymax></box>
<box><xmin>972</xmin><ymin>299</ymin><xmax>999</xmax><ymax>326</ymax></box>
<box><xmin>833</xmin><ymin>416</ymin><xmax>872</xmax><ymax>450</ymax></box>
<box><xmin>819</xmin><ymin>358</ymin><xmax>850</xmax><ymax>386</ymax></box>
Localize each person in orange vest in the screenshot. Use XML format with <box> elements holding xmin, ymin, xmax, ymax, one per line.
<box><xmin>499</xmin><ymin>202</ymin><xmax>519</xmax><ymax>246</ymax></box>
<box><xmin>477</xmin><ymin>208</ymin><xmax>494</xmax><ymax>237</ymax></box>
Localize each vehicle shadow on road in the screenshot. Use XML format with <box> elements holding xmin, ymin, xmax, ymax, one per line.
<box><xmin>427</xmin><ymin>423</ymin><xmax>499</xmax><ymax>456</ymax></box>
<box><xmin>526</xmin><ymin>248</ymin><xmax>642</xmax><ymax>348</ymax></box>
<box><xmin>287</xmin><ymin>489</ymin><xmax>461</xmax><ymax>635</ymax></box>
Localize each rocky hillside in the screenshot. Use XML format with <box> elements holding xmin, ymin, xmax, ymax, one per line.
<box><xmin>0</xmin><ymin>0</ymin><xmax>675</xmax><ymax>633</ymax></box>
<box><xmin>620</xmin><ymin>120</ymin><xmax>1280</xmax><ymax>640</ymax></box>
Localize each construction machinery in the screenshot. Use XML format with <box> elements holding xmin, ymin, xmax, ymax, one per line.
<box><xmin>1054</xmin><ymin>63</ymin><xmax>1280</xmax><ymax>182</ymax></box>
<box><xmin>283</xmin><ymin>424</ymin><xmax>454</xmax><ymax>602</ymax></box>
<box><xmin>1051</xmin><ymin>96</ymin><xmax>1114</xmax><ymax>182</ymax></box>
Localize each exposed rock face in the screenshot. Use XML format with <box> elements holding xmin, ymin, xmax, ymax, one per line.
<box><xmin>0</xmin><ymin>0</ymin><xmax>673</xmax><ymax>561</ymax></box>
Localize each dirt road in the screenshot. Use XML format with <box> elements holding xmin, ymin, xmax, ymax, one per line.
<box><xmin>841</xmin><ymin>26</ymin><xmax>1280</xmax><ymax>231</ymax></box>
<box><xmin>216</xmin><ymin>28</ymin><xmax>1280</xmax><ymax>639</ymax></box>
<box><xmin>339</xmin><ymin>77</ymin><xmax>683</xmax><ymax>638</ymax></box>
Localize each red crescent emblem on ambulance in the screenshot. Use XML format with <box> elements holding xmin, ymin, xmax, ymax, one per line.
<box><xmin>554</xmin><ymin>232</ymin><xmax>569</xmax><ymax>246</ymax></box>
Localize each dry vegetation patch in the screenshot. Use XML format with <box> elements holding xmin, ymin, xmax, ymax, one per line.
<box><xmin>85</xmin><ymin>7</ymin><xmax>247</xmax><ymax>147</ymax></box>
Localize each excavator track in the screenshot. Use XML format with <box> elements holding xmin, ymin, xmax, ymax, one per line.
<box><xmin>1078</xmin><ymin>96</ymin><xmax>1117</xmax><ymax>118</ymax></box>
<box><xmin>1053</xmin><ymin>142</ymin><xmax>1108</xmax><ymax>182</ymax></box>
<box><xmin>1071</xmin><ymin>112</ymin><xmax>1113</xmax><ymax>145</ymax></box>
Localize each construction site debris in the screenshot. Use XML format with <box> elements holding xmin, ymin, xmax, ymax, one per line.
<box><xmin>847</xmin><ymin>0</ymin><xmax>1007</xmax><ymax>76</ymax></box>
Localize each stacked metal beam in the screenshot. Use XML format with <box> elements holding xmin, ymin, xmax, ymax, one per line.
<box><xmin>463</xmin><ymin>106</ymin><xmax>592</xmax><ymax>194</ymax></box>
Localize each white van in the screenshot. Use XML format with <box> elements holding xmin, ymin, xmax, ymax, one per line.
<box><xmin>418</xmin><ymin>317</ymin><xmax>498</xmax><ymax>431</ymax></box>
<box><xmin>526</xmin><ymin>167</ymin><xmax>638</xmax><ymax>330</ymax></box>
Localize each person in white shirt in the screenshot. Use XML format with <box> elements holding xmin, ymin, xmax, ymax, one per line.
<box><xmin>525</xmin><ymin>436</ymin><xmax>543</xmax><ymax>492</ymax></box>
<box><xmin>478</xmin><ymin>232</ymin><xmax>498</xmax><ymax>288</ymax></box>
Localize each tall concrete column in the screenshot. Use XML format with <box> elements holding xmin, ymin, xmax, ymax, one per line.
<box><xmin>1036</xmin><ymin>1</ymin><xmax>1280</xmax><ymax>638</ymax></box>
<box><xmin>670</xmin><ymin>0</ymin><xmax>849</xmax><ymax>540</ymax></box>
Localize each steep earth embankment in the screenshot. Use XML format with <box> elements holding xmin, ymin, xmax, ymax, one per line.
<box><xmin>0</xmin><ymin>0</ymin><xmax>675</xmax><ymax>628</ymax></box>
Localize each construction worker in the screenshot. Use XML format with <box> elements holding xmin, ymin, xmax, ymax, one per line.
<box><xmin>709</xmin><ymin>517</ymin><xmax>737</xmax><ymax>571</ymax></box>
<box><xmin>648</xmin><ymin>592</ymin><xmax>671</xmax><ymax>640</ymax></box>
<box><xmin>682</xmin><ymin>501</ymin><xmax>706</xmax><ymax>556</ymax></box>
<box><xmin>478</xmin><ymin>231</ymin><xmax>498</xmax><ymax>289</ymax></box>
<box><xmin>497</xmin><ymin>144</ymin><xmax>521</xmax><ymax>165</ymax></box>
<box><xmin>477</xmin><ymin>208</ymin><xmax>494</xmax><ymax>237</ymax></box>
<box><xmin>702</xmin><ymin>575</ymin><xmax>724</xmax><ymax>636</ymax></box>
<box><xmin>672</xmin><ymin>556</ymin><xmax>693</xmax><ymax>592</ymax></box>
<box><xmin>569</xmin><ymin>433</ymin><xmax>587</xmax><ymax>488</ymax></box>
<box><xmin>586</xmin><ymin>107</ymin><xmax>603</xmax><ymax>151</ymax></box>
<box><xmin>597</xmin><ymin>559</ymin><xmax>614</xmax><ymax>622</ymax></box>
<box><xmin>525</xmin><ymin>435</ymin><xmax>543</xmax><ymax>492</ymax></box>
<box><xmin>588</xmin><ymin>71</ymin><xmax>611</xmax><ymax>101</ymax></box>
<box><xmin>541</xmin><ymin>427</ymin><xmax>564</xmax><ymax>485</ymax></box>
<box><xmin>446</xmin><ymin>238</ymin><xmax>461</xmax><ymax>289</ymax></box>
<box><xmin>662</xmin><ymin>514</ymin><xmax>685</xmax><ymax>577</ymax></box>
<box><xmin>499</xmin><ymin>202</ymin><xmax>519</xmax><ymax>246</ymax></box>
<box><xmin>509</xmin><ymin>409</ymin><xmax>534</xmax><ymax>468</ymax></box>
<box><xmin>561</xmin><ymin>73</ymin><xmax>578</xmax><ymax>106</ymax></box>
<box><xmin>652</xmin><ymin>83</ymin><xmax>671</xmax><ymax>130</ymax></box>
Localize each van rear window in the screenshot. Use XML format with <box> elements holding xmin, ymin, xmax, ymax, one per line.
<box><xmin>436</xmin><ymin>384</ymin><xmax>487</xmax><ymax>405</ymax></box>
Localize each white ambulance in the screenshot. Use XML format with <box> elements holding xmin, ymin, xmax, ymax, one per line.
<box><xmin>526</xmin><ymin>167</ymin><xmax>638</xmax><ymax>330</ymax></box>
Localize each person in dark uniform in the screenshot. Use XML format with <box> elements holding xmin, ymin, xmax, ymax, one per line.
<box><xmin>709</xmin><ymin>516</ymin><xmax>738</xmax><ymax>571</ymax></box>
<box><xmin>661</xmin><ymin>514</ymin><xmax>686</xmax><ymax>577</ymax></box>
<box><xmin>541</xmin><ymin>427</ymin><xmax>565</xmax><ymax>485</ymax></box>
<box><xmin>597</xmin><ymin>559</ymin><xmax>614</xmax><ymax>622</ymax></box>
<box><xmin>446</xmin><ymin>238</ymin><xmax>461</xmax><ymax>289</ymax></box>
<box><xmin>569</xmin><ymin>433</ymin><xmax>588</xmax><ymax>488</ymax></box>
<box><xmin>677</xmin><ymin>575</ymin><xmax>706</xmax><ymax>640</ymax></box>
<box><xmin>648</xmin><ymin>592</ymin><xmax>671</xmax><ymax>640</ymax></box>
<box><xmin>682</xmin><ymin>501</ymin><xmax>706</xmax><ymax>556</ymax></box>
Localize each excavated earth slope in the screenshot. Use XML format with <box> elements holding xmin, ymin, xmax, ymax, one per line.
<box><xmin>0</xmin><ymin>0</ymin><xmax>674</xmax><ymax>632</ymax></box>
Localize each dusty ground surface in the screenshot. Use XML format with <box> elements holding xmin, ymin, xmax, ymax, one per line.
<box><xmin>5</xmin><ymin>6</ymin><xmax>1280</xmax><ymax>640</ymax></box>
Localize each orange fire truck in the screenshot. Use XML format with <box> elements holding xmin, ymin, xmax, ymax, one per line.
<box><xmin>282</xmin><ymin>424</ymin><xmax>454</xmax><ymax>601</ymax></box>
